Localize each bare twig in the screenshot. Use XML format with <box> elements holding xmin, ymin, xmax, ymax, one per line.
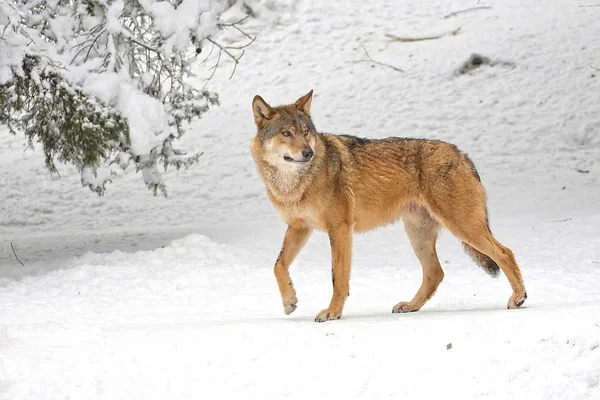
<box><xmin>10</xmin><ymin>242</ymin><xmax>25</xmax><ymax>267</ymax></box>
<box><xmin>444</xmin><ymin>6</ymin><xmax>491</xmax><ymax>19</ymax></box>
<box><xmin>1</xmin><ymin>22</ymin><xmax>10</xmax><ymax>39</ymax></box>
<box><xmin>225</xmin><ymin>34</ymin><xmax>256</xmax><ymax>50</ymax></box>
<box><xmin>202</xmin><ymin>45</ymin><xmax>222</xmax><ymax>87</ymax></box>
<box><xmin>229</xmin><ymin>50</ymin><xmax>244</xmax><ymax>78</ymax></box>
<box><xmin>217</xmin><ymin>15</ymin><xmax>251</xmax><ymax>28</ymax></box>
<box><xmin>125</xmin><ymin>34</ymin><xmax>160</xmax><ymax>53</ymax></box>
<box><xmin>39</xmin><ymin>55</ymin><xmax>66</xmax><ymax>70</ymax></box>
<box><xmin>385</xmin><ymin>27</ymin><xmax>461</xmax><ymax>43</ymax></box>
<box><xmin>591</xmin><ymin>65</ymin><xmax>600</xmax><ymax>71</ymax></box>
<box><xmin>350</xmin><ymin>45</ymin><xmax>404</xmax><ymax>72</ymax></box>
<box><xmin>206</xmin><ymin>37</ymin><xmax>247</xmax><ymax>79</ymax></box>
<box><xmin>231</xmin><ymin>24</ymin><xmax>256</xmax><ymax>42</ymax></box>
<box><xmin>200</xmin><ymin>41</ymin><xmax>216</xmax><ymax>64</ymax></box>
<box><xmin>553</xmin><ymin>217</ymin><xmax>572</xmax><ymax>223</ymax></box>
<box><xmin>206</xmin><ymin>37</ymin><xmax>250</xmax><ymax>60</ymax></box>
<box><xmin>580</xmin><ymin>4</ymin><xmax>600</xmax><ymax>7</ymax></box>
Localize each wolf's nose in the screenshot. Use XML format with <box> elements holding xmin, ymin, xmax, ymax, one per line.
<box><xmin>302</xmin><ymin>148</ymin><xmax>314</xmax><ymax>159</ymax></box>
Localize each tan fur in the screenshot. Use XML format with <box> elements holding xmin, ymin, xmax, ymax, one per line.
<box><xmin>251</xmin><ymin>91</ymin><xmax>527</xmax><ymax>322</ymax></box>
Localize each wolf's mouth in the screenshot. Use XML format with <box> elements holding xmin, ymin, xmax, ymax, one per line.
<box><xmin>283</xmin><ymin>156</ymin><xmax>310</xmax><ymax>164</ymax></box>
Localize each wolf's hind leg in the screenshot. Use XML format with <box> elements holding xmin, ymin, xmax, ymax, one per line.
<box><xmin>427</xmin><ymin>202</ymin><xmax>527</xmax><ymax>309</ymax></box>
<box><xmin>275</xmin><ymin>224</ymin><xmax>312</xmax><ymax>314</ymax></box>
<box><xmin>466</xmin><ymin>233</ymin><xmax>527</xmax><ymax>309</ymax></box>
<box><xmin>393</xmin><ymin>207</ymin><xmax>444</xmax><ymax>313</ymax></box>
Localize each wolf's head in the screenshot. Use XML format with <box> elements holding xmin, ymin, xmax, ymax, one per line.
<box><xmin>251</xmin><ymin>91</ymin><xmax>318</xmax><ymax>172</ymax></box>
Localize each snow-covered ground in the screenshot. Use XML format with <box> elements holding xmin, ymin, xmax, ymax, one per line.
<box><xmin>1</xmin><ymin>0</ymin><xmax>599</xmax><ymax>398</ymax></box>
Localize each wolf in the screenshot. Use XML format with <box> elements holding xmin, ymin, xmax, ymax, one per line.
<box><xmin>250</xmin><ymin>90</ymin><xmax>527</xmax><ymax>322</ymax></box>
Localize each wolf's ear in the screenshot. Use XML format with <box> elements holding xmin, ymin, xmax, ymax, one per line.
<box><xmin>294</xmin><ymin>90</ymin><xmax>313</xmax><ymax>116</ymax></box>
<box><xmin>252</xmin><ymin>95</ymin><xmax>276</xmax><ymax>128</ymax></box>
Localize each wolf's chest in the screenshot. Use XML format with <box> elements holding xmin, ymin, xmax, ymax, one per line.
<box><xmin>274</xmin><ymin>202</ymin><xmax>327</xmax><ymax>231</ymax></box>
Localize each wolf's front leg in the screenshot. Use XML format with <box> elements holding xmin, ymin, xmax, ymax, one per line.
<box><xmin>274</xmin><ymin>224</ymin><xmax>312</xmax><ymax>315</ymax></box>
<box><xmin>315</xmin><ymin>224</ymin><xmax>352</xmax><ymax>322</ymax></box>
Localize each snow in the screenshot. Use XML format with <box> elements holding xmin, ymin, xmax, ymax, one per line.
<box><xmin>1</xmin><ymin>0</ymin><xmax>600</xmax><ymax>399</ymax></box>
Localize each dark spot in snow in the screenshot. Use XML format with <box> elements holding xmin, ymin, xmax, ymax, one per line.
<box><xmin>471</xmin><ymin>55</ymin><xmax>484</xmax><ymax>65</ymax></box>
<box><xmin>455</xmin><ymin>53</ymin><xmax>515</xmax><ymax>76</ymax></box>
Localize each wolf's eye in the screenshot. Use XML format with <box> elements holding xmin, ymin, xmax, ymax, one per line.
<box><xmin>304</xmin><ymin>130</ymin><xmax>309</xmax><ymax>136</ymax></box>
<box><xmin>282</xmin><ymin>131</ymin><xmax>291</xmax><ymax>137</ymax></box>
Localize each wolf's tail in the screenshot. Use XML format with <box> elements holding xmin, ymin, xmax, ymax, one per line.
<box><xmin>462</xmin><ymin>243</ymin><xmax>500</xmax><ymax>277</ymax></box>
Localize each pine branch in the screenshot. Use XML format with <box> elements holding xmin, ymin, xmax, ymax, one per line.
<box><xmin>2</xmin><ymin>0</ymin><xmax>253</xmax><ymax>196</ymax></box>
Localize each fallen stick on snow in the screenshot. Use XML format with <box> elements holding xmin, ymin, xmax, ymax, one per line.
<box><xmin>443</xmin><ymin>6</ymin><xmax>491</xmax><ymax>19</ymax></box>
<box><xmin>385</xmin><ymin>27</ymin><xmax>461</xmax><ymax>43</ymax></box>
<box><xmin>553</xmin><ymin>218</ymin><xmax>573</xmax><ymax>223</ymax></box>
<box><xmin>11</xmin><ymin>242</ymin><xmax>25</xmax><ymax>267</ymax></box>
<box><xmin>350</xmin><ymin>46</ymin><xmax>404</xmax><ymax>72</ymax></box>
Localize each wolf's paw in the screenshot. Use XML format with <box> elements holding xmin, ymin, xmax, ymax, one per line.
<box><xmin>507</xmin><ymin>291</ymin><xmax>527</xmax><ymax>309</ymax></box>
<box><xmin>314</xmin><ymin>308</ymin><xmax>342</xmax><ymax>323</ymax></box>
<box><xmin>392</xmin><ymin>301</ymin><xmax>421</xmax><ymax>313</ymax></box>
<box><xmin>283</xmin><ymin>296</ymin><xmax>298</xmax><ymax>315</ymax></box>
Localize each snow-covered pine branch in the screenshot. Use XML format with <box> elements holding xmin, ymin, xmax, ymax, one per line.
<box><xmin>0</xmin><ymin>0</ymin><xmax>250</xmax><ymax>195</ymax></box>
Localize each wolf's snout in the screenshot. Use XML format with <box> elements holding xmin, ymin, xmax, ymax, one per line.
<box><xmin>302</xmin><ymin>148</ymin><xmax>314</xmax><ymax>160</ymax></box>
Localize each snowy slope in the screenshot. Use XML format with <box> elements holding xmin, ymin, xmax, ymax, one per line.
<box><xmin>1</xmin><ymin>0</ymin><xmax>599</xmax><ymax>399</ymax></box>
